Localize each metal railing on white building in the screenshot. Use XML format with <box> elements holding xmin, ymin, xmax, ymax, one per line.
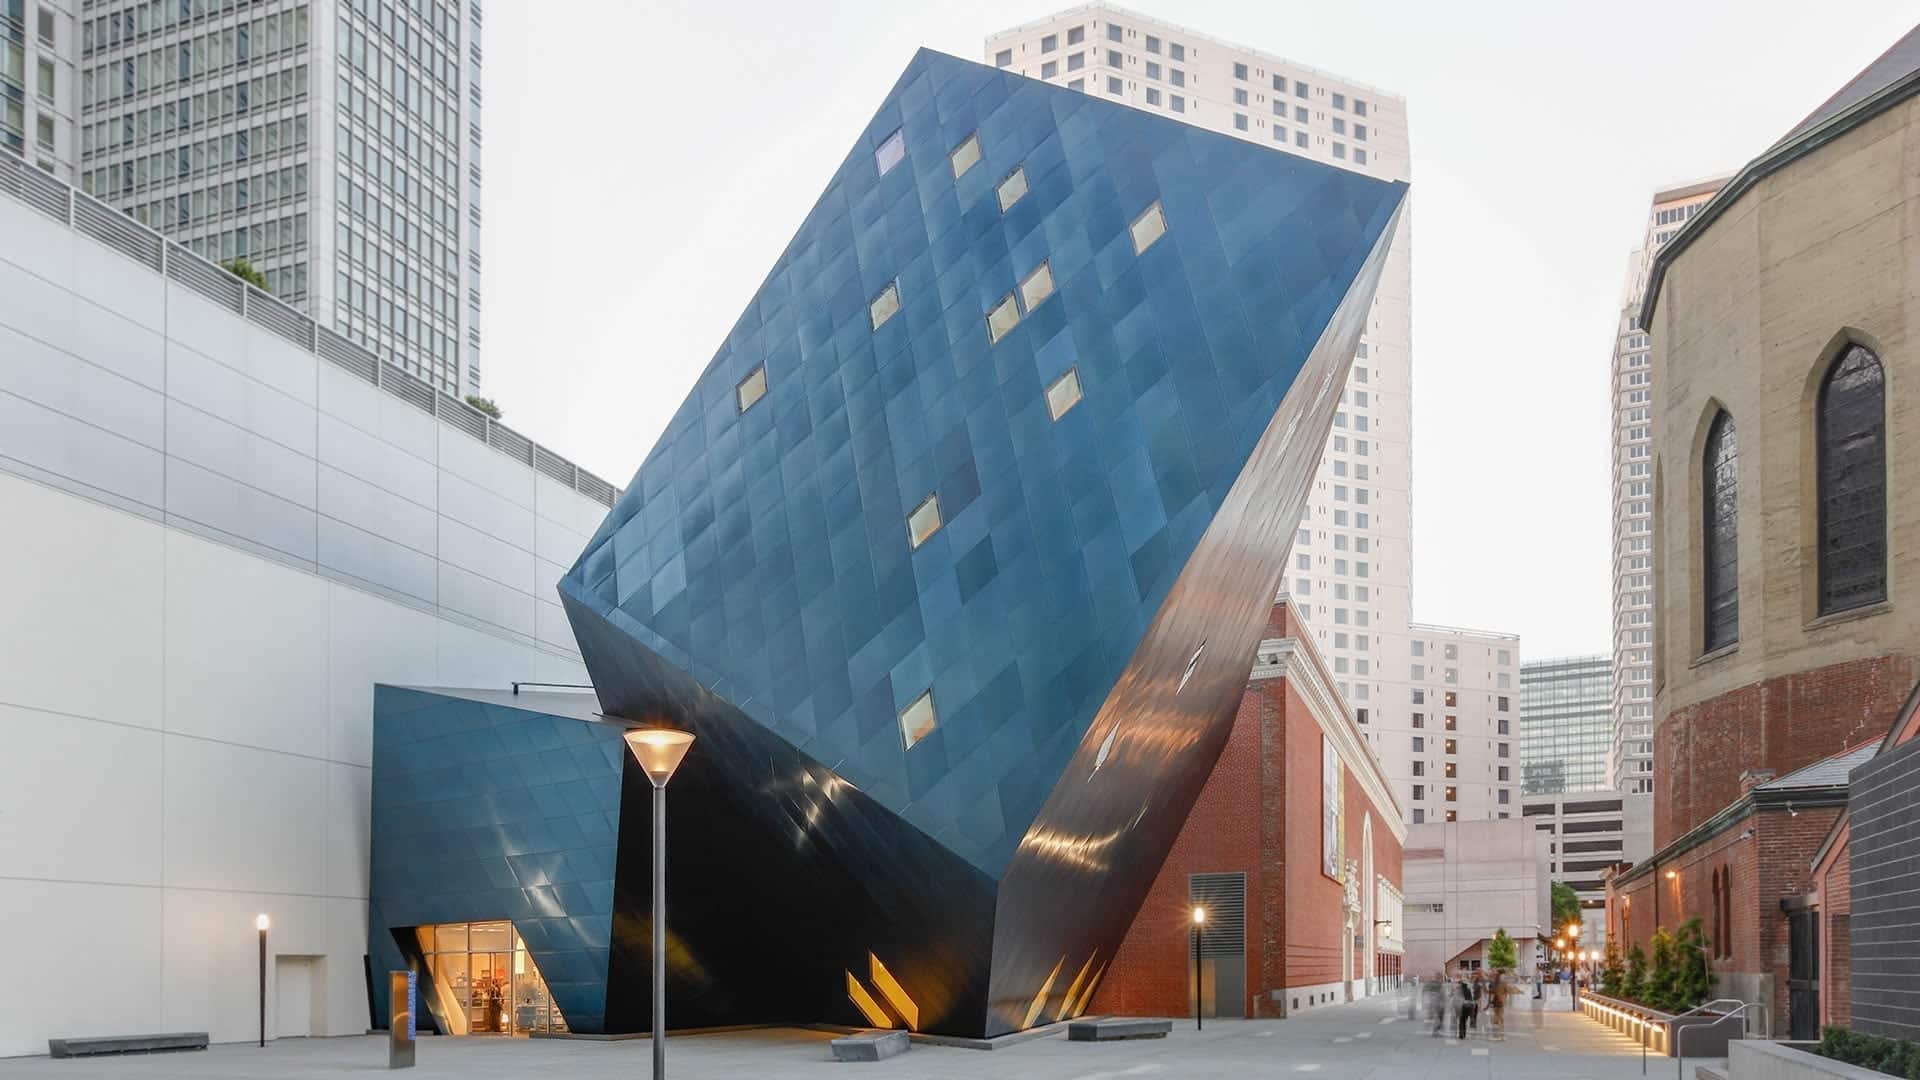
<box><xmin>0</xmin><ymin>150</ymin><xmax>622</xmax><ymax>509</ymax></box>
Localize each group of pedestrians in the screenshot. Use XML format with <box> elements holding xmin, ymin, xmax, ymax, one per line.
<box><xmin>1421</xmin><ymin>967</ymin><xmax>1506</xmax><ymax>1040</ymax></box>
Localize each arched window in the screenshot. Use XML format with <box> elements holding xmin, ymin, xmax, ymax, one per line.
<box><xmin>1817</xmin><ymin>345</ymin><xmax>1887</xmax><ymax>614</ymax></box>
<box><xmin>1703</xmin><ymin>410</ymin><xmax>1740</xmax><ymax>652</ymax></box>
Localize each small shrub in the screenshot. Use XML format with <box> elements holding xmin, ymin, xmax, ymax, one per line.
<box><xmin>1818</xmin><ymin>1026</ymin><xmax>1920</xmax><ymax>1078</ymax></box>
<box><xmin>1672</xmin><ymin>917</ymin><xmax>1711</xmax><ymax>1010</ymax></box>
<box><xmin>1622</xmin><ymin>942</ymin><xmax>1648</xmax><ymax>1002</ymax></box>
<box><xmin>221</xmin><ymin>258</ymin><xmax>269</xmax><ymax>291</ymax></box>
<box><xmin>1600</xmin><ymin>941</ymin><xmax>1625</xmax><ymax>999</ymax></box>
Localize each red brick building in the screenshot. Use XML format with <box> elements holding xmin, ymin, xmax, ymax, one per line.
<box><xmin>1088</xmin><ymin>601</ymin><xmax>1405</xmax><ymax>1019</ymax></box>
<box><xmin>1608</xmin><ymin>746</ymin><xmax>1867</xmax><ymax>1036</ymax></box>
<box><xmin>1608</xmin><ymin>21</ymin><xmax>1920</xmax><ymax>1041</ymax></box>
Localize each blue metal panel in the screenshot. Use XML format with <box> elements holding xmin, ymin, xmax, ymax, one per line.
<box><xmin>368</xmin><ymin>686</ymin><xmax>627</xmax><ymax>1034</ymax></box>
<box><xmin>371</xmin><ymin>47</ymin><xmax>1404</xmax><ymax>1041</ymax></box>
<box><xmin>564</xmin><ymin>48</ymin><xmax>1403</xmax><ymax>876</ymax></box>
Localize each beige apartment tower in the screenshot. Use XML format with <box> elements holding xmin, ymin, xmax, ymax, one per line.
<box><xmin>1608</xmin><ymin>177</ymin><xmax>1724</xmax><ymax>793</ymax></box>
<box><xmin>987</xmin><ymin>4</ymin><xmax>1521</xmax><ymax>824</ymax></box>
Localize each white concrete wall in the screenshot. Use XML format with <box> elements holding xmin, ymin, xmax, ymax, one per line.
<box><xmin>1402</xmin><ymin>818</ymin><xmax>1550</xmax><ymax>976</ymax></box>
<box><xmin>0</xmin><ymin>193</ymin><xmax>605</xmax><ymax>1056</ymax></box>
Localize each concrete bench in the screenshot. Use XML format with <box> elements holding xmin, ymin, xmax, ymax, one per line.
<box><xmin>1068</xmin><ymin>1017</ymin><xmax>1173</xmax><ymax>1041</ymax></box>
<box><xmin>48</xmin><ymin>1032</ymin><xmax>210</xmax><ymax>1058</ymax></box>
<box><xmin>829</xmin><ymin>1030</ymin><xmax>909</xmax><ymax>1061</ymax></box>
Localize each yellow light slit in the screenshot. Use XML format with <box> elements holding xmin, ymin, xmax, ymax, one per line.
<box><xmin>1022</xmin><ymin>957</ymin><xmax>1064</xmax><ymax>1030</ymax></box>
<box><xmin>1055</xmin><ymin>952</ymin><xmax>1098</xmax><ymax>1021</ymax></box>
<box><xmin>1072</xmin><ymin>962</ymin><xmax>1110</xmax><ymax>1018</ymax></box>
<box><xmin>868</xmin><ymin>953</ymin><xmax>920</xmax><ymax>1031</ymax></box>
<box><xmin>845</xmin><ymin>971</ymin><xmax>894</xmax><ymax>1028</ymax></box>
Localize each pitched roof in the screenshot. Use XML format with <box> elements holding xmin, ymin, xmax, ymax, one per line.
<box><xmin>1641</xmin><ymin>21</ymin><xmax>1920</xmax><ymax>326</ymax></box>
<box><xmin>1755</xmin><ymin>742</ymin><xmax>1881</xmax><ymax>792</ymax></box>
<box><xmin>1770</xmin><ymin>23</ymin><xmax>1920</xmax><ymax>151</ymax></box>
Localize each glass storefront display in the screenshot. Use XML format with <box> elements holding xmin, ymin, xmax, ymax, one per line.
<box><xmin>414</xmin><ymin>921</ymin><xmax>568</xmax><ymax>1036</ymax></box>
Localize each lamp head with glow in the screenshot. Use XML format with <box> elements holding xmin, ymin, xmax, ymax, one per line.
<box><xmin>1192</xmin><ymin>906</ymin><xmax>1206</xmax><ymax>926</ymax></box>
<box><xmin>255</xmin><ymin>913</ymin><xmax>271</xmax><ymax>932</ymax></box>
<box><xmin>1566</xmin><ymin>921</ymin><xmax>1580</xmax><ymax>939</ymax></box>
<box><xmin>624</xmin><ymin>727</ymin><xmax>696</xmax><ymax>788</ymax></box>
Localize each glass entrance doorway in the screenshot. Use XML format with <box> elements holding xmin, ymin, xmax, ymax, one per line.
<box><xmin>415</xmin><ymin>921</ymin><xmax>568</xmax><ymax>1036</ymax></box>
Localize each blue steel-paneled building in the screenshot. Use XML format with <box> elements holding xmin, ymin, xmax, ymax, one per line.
<box><xmin>370</xmin><ymin>47</ymin><xmax>1404</xmax><ymax>1039</ymax></box>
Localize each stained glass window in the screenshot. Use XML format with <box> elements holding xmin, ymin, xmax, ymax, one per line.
<box><xmin>1702</xmin><ymin>410</ymin><xmax>1739</xmax><ymax>652</ymax></box>
<box><xmin>1817</xmin><ymin>345</ymin><xmax>1887</xmax><ymax>614</ymax></box>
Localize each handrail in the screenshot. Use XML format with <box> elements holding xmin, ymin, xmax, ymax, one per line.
<box><xmin>0</xmin><ymin>147</ymin><xmax>622</xmax><ymax>510</ymax></box>
<box><xmin>1625</xmin><ymin>997</ymin><xmax>1752</xmax><ymax>1075</ymax></box>
<box><xmin>1675</xmin><ymin>1002</ymin><xmax>1770</xmax><ymax>1080</ymax></box>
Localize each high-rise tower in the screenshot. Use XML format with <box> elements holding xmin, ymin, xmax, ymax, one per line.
<box><xmin>1608</xmin><ymin>177</ymin><xmax>1725</xmax><ymax>793</ymax></box>
<box><xmin>987</xmin><ymin>4</ymin><xmax>1522</xmax><ymax>824</ymax></box>
<box><xmin>37</xmin><ymin>0</ymin><xmax>483</xmax><ymax>396</ymax></box>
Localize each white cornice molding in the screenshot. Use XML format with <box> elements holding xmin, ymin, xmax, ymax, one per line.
<box><xmin>1254</xmin><ymin>634</ymin><xmax>1408</xmax><ymax>844</ymax></box>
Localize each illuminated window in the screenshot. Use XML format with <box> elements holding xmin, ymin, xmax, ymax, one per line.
<box><xmin>1444</xmin><ymin>739</ymin><xmax>1457</xmax><ymax>755</ymax></box>
<box><xmin>1444</xmin><ymin>762</ymin><xmax>1457</xmax><ymax>778</ymax></box>
<box><xmin>899</xmin><ymin>689</ymin><xmax>938</xmax><ymax>749</ymax></box>
<box><xmin>1445</xmin><ymin>787</ymin><xmax>1457</xmax><ymax>802</ymax></box>
<box><xmin>869</xmin><ymin>281</ymin><xmax>900</xmax><ymax>330</ymax></box>
<box><xmin>987</xmin><ymin>294</ymin><xmax>1020</xmax><ymax>343</ymax></box>
<box><xmin>735</xmin><ymin>364</ymin><xmax>767</xmax><ymax>413</ymax></box>
<box><xmin>907</xmin><ymin>494</ymin><xmax>942</xmax><ymax>549</ymax></box>
<box><xmin>1020</xmin><ymin>261</ymin><xmax>1054</xmax><ymax>311</ymax></box>
<box><xmin>950</xmin><ymin>133</ymin><xmax>981</xmax><ymax>179</ymax></box>
<box><xmin>875</xmin><ymin>128</ymin><xmax>906</xmax><ymax>176</ymax></box>
<box><xmin>1046</xmin><ymin>368</ymin><xmax>1083</xmax><ymax>420</ymax></box>
<box><xmin>1444</xmin><ymin>715</ymin><xmax>1457</xmax><ymax>731</ymax></box>
<box><xmin>997</xmin><ymin>166</ymin><xmax>1028</xmax><ymax>212</ymax></box>
<box><xmin>1130</xmin><ymin>201</ymin><xmax>1167</xmax><ymax>253</ymax></box>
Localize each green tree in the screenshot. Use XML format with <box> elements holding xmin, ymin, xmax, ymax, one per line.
<box><xmin>1645</xmin><ymin>926</ymin><xmax>1679</xmax><ymax>1011</ymax></box>
<box><xmin>1601</xmin><ymin>941</ymin><xmax>1626</xmax><ymax>998</ymax></box>
<box><xmin>1550</xmin><ymin>881</ymin><xmax>1583</xmax><ymax>939</ymax></box>
<box><xmin>463</xmin><ymin>395</ymin><xmax>502</xmax><ymax>420</ymax></box>
<box><xmin>220</xmin><ymin>258</ymin><xmax>269</xmax><ymax>291</ymax></box>
<box><xmin>1672</xmin><ymin>917</ymin><xmax>1712</xmax><ymax>1010</ymax></box>
<box><xmin>1486</xmin><ymin>928</ymin><xmax>1517</xmax><ymax>973</ymax></box>
<box><xmin>1622</xmin><ymin>942</ymin><xmax>1648</xmax><ymax>1002</ymax></box>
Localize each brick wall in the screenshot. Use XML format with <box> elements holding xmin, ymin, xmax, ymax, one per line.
<box><xmin>1820</xmin><ymin>839</ymin><xmax>1851</xmax><ymax>1029</ymax></box>
<box><xmin>1605</xmin><ymin>803</ymin><xmax>1839</xmax><ymax>1034</ymax></box>
<box><xmin>1091</xmin><ymin>674</ymin><xmax>1267</xmax><ymax>1018</ymax></box>
<box><xmin>1656</xmin><ymin>655</ymin><xmax>1914</xmax><ymax>847</ymax></box>
<box><xmin>1090</xmin><ymin>651</ymin><xmax>1402</xmax><ymax>1018</ymax></box>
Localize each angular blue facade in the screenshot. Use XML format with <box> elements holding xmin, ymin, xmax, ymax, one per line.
<box><xmin>371</xmin><ymin>46</ymin><xmax>1404</xmax><ymax>1040</ymax></box>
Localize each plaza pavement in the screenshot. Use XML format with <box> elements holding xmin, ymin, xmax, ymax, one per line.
<box><xmin>0</xmin><ymin>991</ymin><xmax>1723</xmax><ymax>1078</ymax></box>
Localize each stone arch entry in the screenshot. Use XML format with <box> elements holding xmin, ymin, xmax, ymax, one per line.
<box><xmin>1363</xmin><ymin>813</ymin><xmax>1375</xmax><ymax>996</ymax></box>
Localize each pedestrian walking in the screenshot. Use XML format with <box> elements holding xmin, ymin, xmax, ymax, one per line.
<box><xmin>1455</xmin><ymin>970</ymin><xmax>1478</xmax><ymax>1040</ymax></box>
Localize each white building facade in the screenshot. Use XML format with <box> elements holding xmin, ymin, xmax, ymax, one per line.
<box><xmin>1608</xmin><ymin>178</ymin><xmax>1723</xmax><ymax>794</ymax></box>
<box><xmin>1402</xmin><ymin>818</ymin><xmax>1550</xmax><ymax>977</ymax></box>
<box><xmin>0</xmin><ymin>161</ymin><xmax>610</xmax><ymax>1057</ymax></box>
<box><xmin>21</xmin><ymin>0</ymin><xmax>483</xmax><ymax>396</ymax></box>
<box><xmin>987</xmin><ymin>3</ymin><xmax>1520</xmax><ymax>825</ymax></box>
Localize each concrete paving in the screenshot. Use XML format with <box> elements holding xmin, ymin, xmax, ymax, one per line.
<box><xmin>0</xmin><ymin>993</ymin><xmax>1724</xmax><ymax>1078</ymax></box>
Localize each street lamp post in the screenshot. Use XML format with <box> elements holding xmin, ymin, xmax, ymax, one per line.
<box><xmin>1191</xmin><ymin>906</ymin><xmax>1206</xmax><ymax>1032</ymax></box>
<box><xmin>625</xmin><ymin>727</ymin><xmax>696</xmax><ymax>1080</ymax></box>
<box><xmin>1565</xmin><ymin>922</ymin><xmax>1582</xmax><ymax>1011</ymax></box>
<box><xmin>255</xmin><ymin>914</ymin><xmax>270</xmax><ymax>1048</ymax></box>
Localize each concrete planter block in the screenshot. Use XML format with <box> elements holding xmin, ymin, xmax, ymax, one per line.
<box><xmin>1067</xmin><ymin>1017</ymin><xmax>1173</xmax><ymax>1041</ymax></box>
<box><xmin>1729</xmin><ymin>1041</ymin><xmax>1891</xmax><ymax>1079</ymax></box>
<box><xmin>829</xmin><ymin>1030</ymin><xmax>909</xmax><ymax>1062</ymax></box>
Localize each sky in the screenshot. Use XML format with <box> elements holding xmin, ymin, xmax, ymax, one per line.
<box><xmin>478</xmin><ymin>0</ymin><xmax>1917</xmax><ymax>661</ymax></box>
